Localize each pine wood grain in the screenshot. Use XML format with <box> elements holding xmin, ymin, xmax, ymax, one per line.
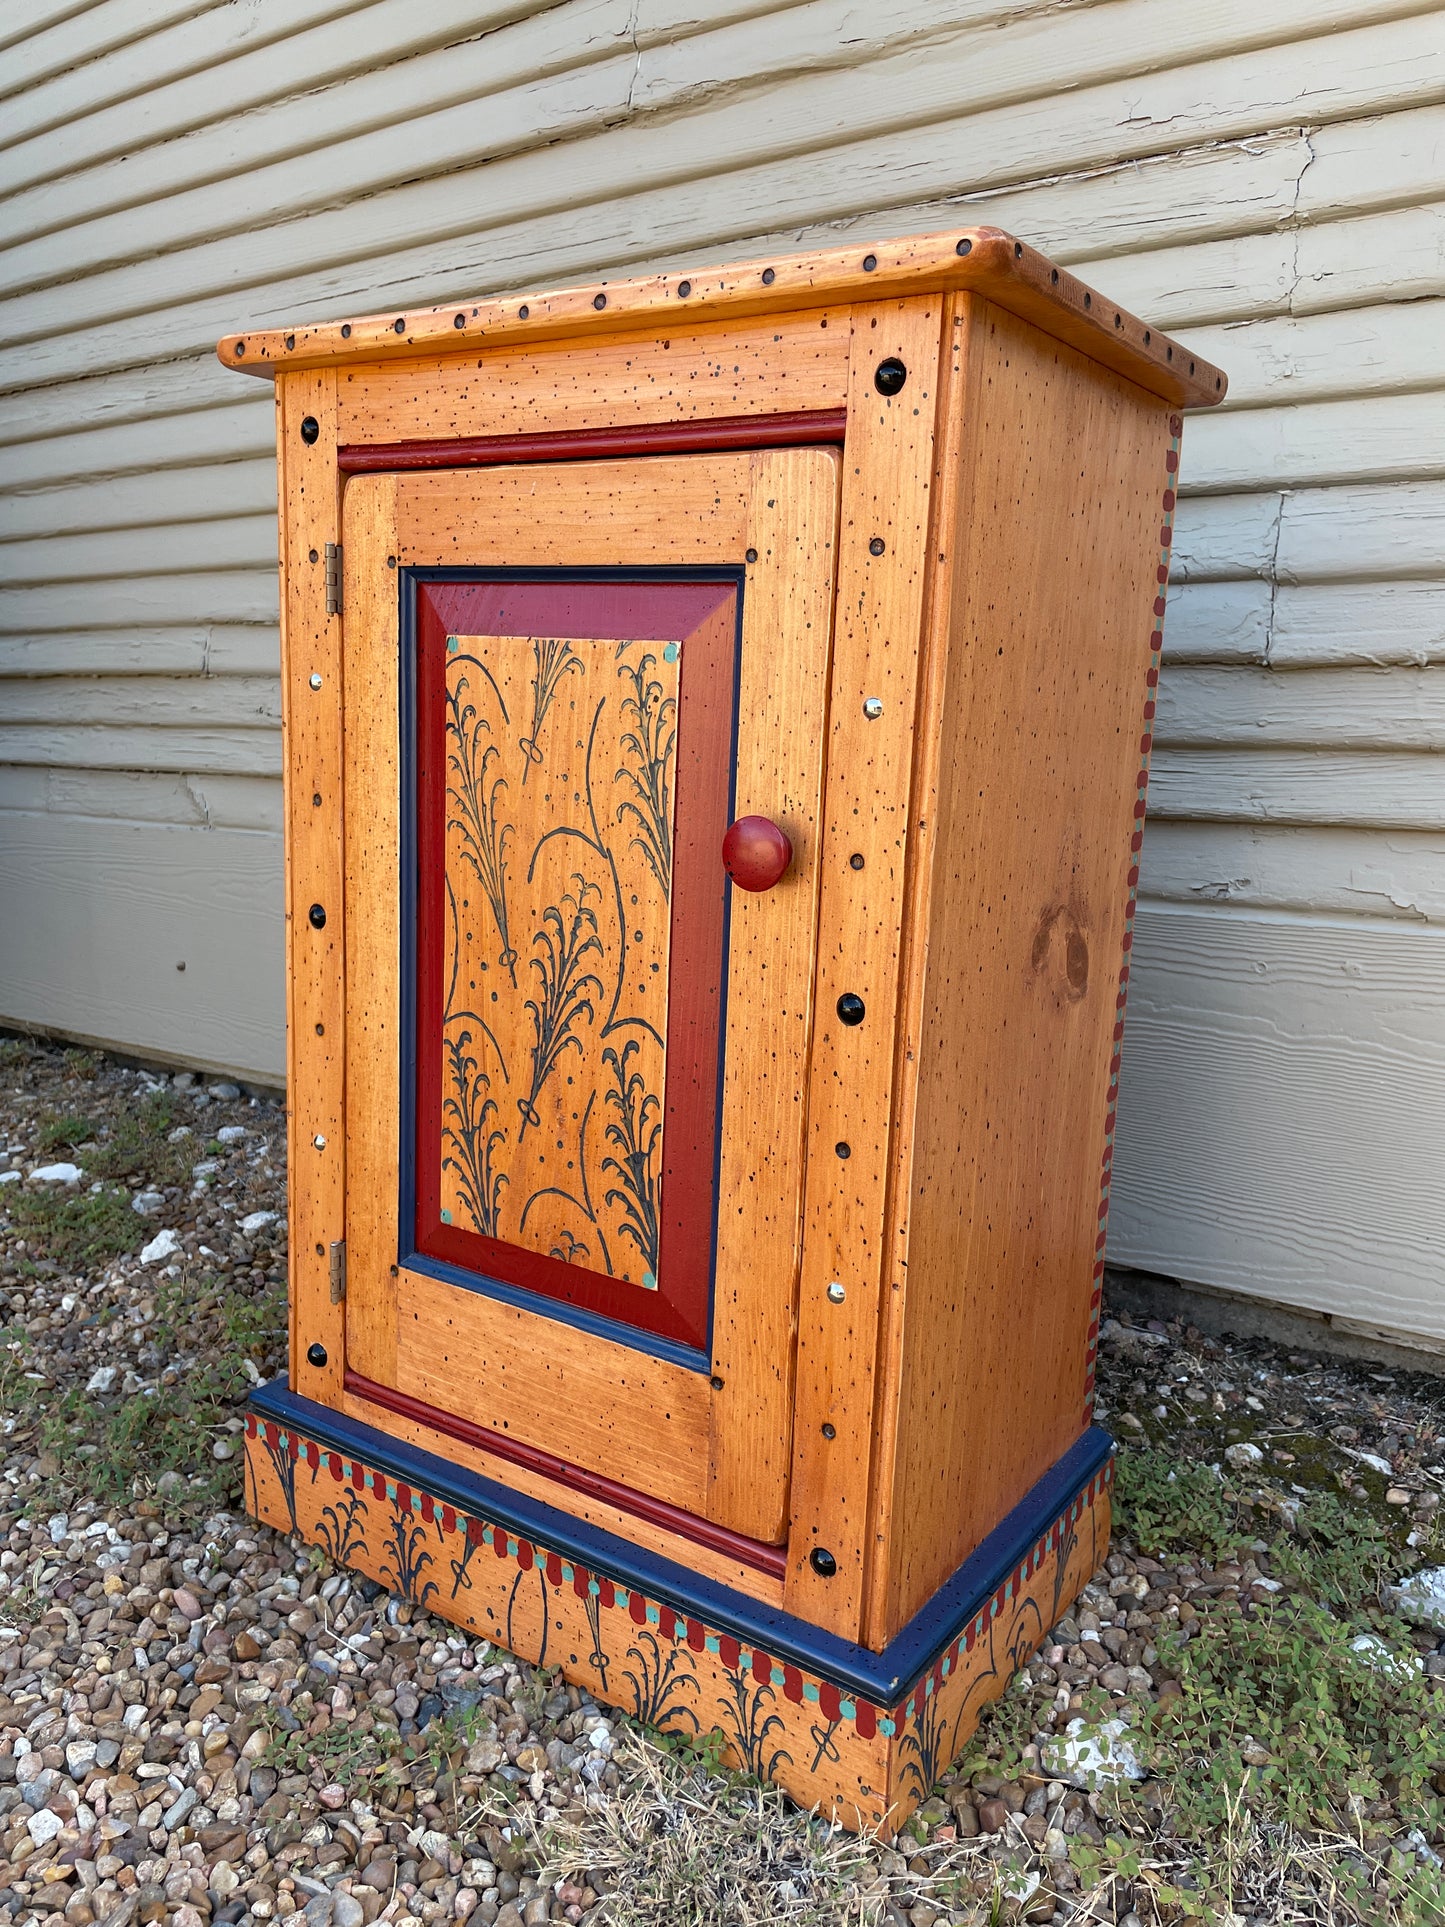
<box><xmin>870</xmin><ymin>301</ymin><xmax>1175</xmax><ymax>1638</ymax></box>
<box><xmin>781</xmin><ymin>297</ymin><xmax>946</xmax><ymax>1641</ymax></box>
<box><xmin>706</xmin><ymin>446</ymin><xmax>840</xmax><ymax>1538</ymax></box>
<box><xmin>336</xmin><ymin>313</ymin><xmax>850</xmax><ymax>446</ymax></box>
<box><xmin>219</xmin><ymin>229</ymin><xmax>1224</xmax><ymax>411</ymax></box>
<box><xmin>277</xmin><ymin>367</ymin><xmax>346</xmax><ymax>1409</ymax></box>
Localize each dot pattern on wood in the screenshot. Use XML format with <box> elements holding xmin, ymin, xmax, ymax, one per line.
<box><xmin>1085</xmin><ymin>412</ymin><xmax>1185</xmax><ymax>1420</ymax></box>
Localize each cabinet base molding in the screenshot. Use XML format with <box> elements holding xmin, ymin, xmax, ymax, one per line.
<box><xmin>244</xmin><ymin>1382</ymin><xmax>1113</xmax><ymax>1833</ymax></box>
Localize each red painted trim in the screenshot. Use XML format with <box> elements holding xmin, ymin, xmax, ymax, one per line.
<box><xmin>345</xmin><ymin>1370</ymin><xmax>787</xmax><ymax>1577</ymax></box>
<box><xmin>413</xmin><ymin>578</ymin><xmax>737</xmax><ymax>1351</ymax></box>
<box><xmin>1083</xmin><ymin>413</ymin><xmax>1184</xmax><ymax>1424</ymax></box>
<box><xmin>338</xmin><ymin>408</ymin><xmax>849</xmax><ymax>473</ymax></box>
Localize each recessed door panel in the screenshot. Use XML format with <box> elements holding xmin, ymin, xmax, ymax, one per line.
<box><xmin>409</xmin><ymin>578</ymin><xmax>740</xmax><ymax>1354</ymax></box>
<box><xmin>341</xmin><ymin>452</ymin><xmax>839</xmax><ymax>1542</ymax></box>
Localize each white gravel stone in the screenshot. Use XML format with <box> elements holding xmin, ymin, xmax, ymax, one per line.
<box><xmin>1224</xmin><ymin>1442</ymin><xmax>1265</xmax><ymax>1470</ymax></box>
<box><xmin>86</xmin><ymin>1364</ymin><xmax>119</xmax><ymax>1393</ymax></box>
<box><xmin>1388</xmin><ymin>1566</ymin><xmax>1445</xmax><ymax>1632</ymax></box>
<box><xmin>217</xmin><ymin>1124</ymin><xmax>249</xmax><ymax>1143</ymax></box>
<box><xmin>240</xmin><ymin>1209</ymin><xmax>279</xmax><ymax>1235</ymax></box>
<box><xmin>140</xmin><ymin>1227</ymin><xmax>182</xmax><ymax>1264</ymax></box>
<box><xmin>29</xmin><ymin>1161</ymin><xmax>82</xmax><ymax>1184</ymax></box>
<box><xmin>1349</xmin><ymin>1632</ymin><xmax>1424</xmax><ymax>1680</ymax></box>
<box><xmin>26</xmin><ymin>1807</ymin><xmax>64</xmax><ymax>1847</ymax></box>
<box><xmin>0</xmin><ymin>1169</ymin><xmax>19</xmax><ymax>1186</ymax></box>
<box><xmin>131</xmin><ymin>1189</ymin><xmax>165</xmax><ymax>1215</ymax></box>
<box><xmin>1042</xmin><ymin>1717</ymin><xmax>1143</xmax><ymax>1788</ymax></box>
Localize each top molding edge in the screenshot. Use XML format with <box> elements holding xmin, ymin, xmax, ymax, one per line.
<box><xmin>216</xmin><ymin>227</ymin><xmax>1225</xmax><ymax>411</ymax></box>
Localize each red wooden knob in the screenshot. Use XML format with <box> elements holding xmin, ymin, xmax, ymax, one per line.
<box><xmin>722</xmin><ymin>815</ymin><xmax>793</xmax><ymax>892</ymax></box>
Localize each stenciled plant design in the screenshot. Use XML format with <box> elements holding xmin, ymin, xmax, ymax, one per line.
<box><xmin>446</xmin><ymin>665</ymin><xmax>518</xmax><ymax>987</ymax></box>
<box><xmin>895</xmin><ymin>1684</ymin><xmax>961</xmax><ymax>1805</ymax></box>
<box><xmin>581</xmin><ymin>1581</ymin><xmax>610</xmax><ymax>1692</ymax></box>
<box><xmin>254</xmin><ymin>1427</ymin><xmax>301</xmax><ymax>1535</ymax></box>
<box><xmin>621</xmin><ymin>1629</ymin><xmax>700</xmax><ymax>1731</ymax></box>
<box><xmin>519</xmin><ymin>636</ymin><xmax>584</xmax><ymax>783</ymax></box>
<box><xmin>517</xmin><ymin>1090</ymin><xmax>615</xmax><ymax>1277</ymax></box>
<box><xmin>313</xmin><ymin>1487</ymin><xmax>369</xmax><ymax>1569</ymax></box>
<box><xmin>807</xmin><ymin>1714</ymin><xmax>845</xmax><ymax>1774</ymax></box>
<box><xmin>506</xmin><ymin>1564</ymin><xmax>550</xmax><ymax>1669</ymax></box>
<box><xmin>449</xmin><ymin>1523</ymin><xmax>487</xmax><ymax>1600</ymax></box>
<box><xmin>601</xmin><ymin>1038</ymin><xmax>662</xmax><ymax>1282</ymax></box>
<box><xmin>614</xmin><ymin>650</ymin><xmax>677</xmax><ymax>896</ymax></box>
<box><xmin>378</xmin><ymin>1502</ymin><xmax>439</xmax><ymax>1609</ymax></box>
<box><xmin>441</xmin><ymin>1027</ymin><xmax>508</xmax><ymax>1237</ymax></box>
<box><xmin>517</xmin><ymin>874</ymin><xmax>604</xmax><ymax>1141</ymax></box>
<box><xmin>717</xmin><ymin>1664</ymin><xmax>792</xmax><ymax>1782</ymax></box>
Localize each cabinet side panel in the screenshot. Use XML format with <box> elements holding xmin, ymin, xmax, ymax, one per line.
<box><xmin>880</xmin><ymin>301</ymin><xmax>1176</xmax><ymax>1635</ymax></box>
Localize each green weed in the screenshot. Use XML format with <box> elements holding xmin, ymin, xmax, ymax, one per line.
<box><xmin>5</xmin><ymin>1181</ymin><xmax>140</xmax><ymax>1267</ymax></box>
<box><xmin>1131</xmin><ymin>1593</ymin><xmax>1443</xmax><ymax>1841</ymax></box>
<box><xmin>1111</xmin><ymin>1445</ymin><xmax>1248</xmax><ymax>1562</ymax></box>
<box><xmin>34</xmin><ymin>1113</ymin><xmax>96</xmax><ymax>1155</ymax></box>
<box><xmin>86</xmin><ymin>1089</ymin><xmax>190</xmax><ymax>1188</ymax></box>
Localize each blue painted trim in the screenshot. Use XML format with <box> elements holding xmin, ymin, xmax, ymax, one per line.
<box><xmin>395</xmin><ymin>565</ymin><xmax>745</xmax><ymax>1372</ymax></box>
<box><xmin>251</xmin><ymin>1377</ymin><xmax>1112</xmax><ymax>1705</ymax></box>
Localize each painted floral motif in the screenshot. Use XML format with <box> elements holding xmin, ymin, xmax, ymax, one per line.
<box><xmin>244</xmin><ymin>1409</ymin><xmax>1111</xmax><ymax>1837</ymax></box>
<box><xmin>440</xmin><ymin>635</ymin><xmax>677</xmax><ymax>1286</ymax></box>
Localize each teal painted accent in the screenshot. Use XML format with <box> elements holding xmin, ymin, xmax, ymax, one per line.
<box><xmin>642</xmin><ymin>1270</ymin><xmax>657</xmax><ymax>1291</ymax></box>
<box><xmin>663</xmin><ymin>642</ymin><xmax>680</xmax><ymax>663</ymax></box>
<box><xmin>447</xmin><ymin>634</ymin><xmax>459</xmax><ymax>652</ymax></box>
<box><xmin>440</xmin><ymin>1208</ymin><xmax>452</xmax><ymax>1224</ymax></box>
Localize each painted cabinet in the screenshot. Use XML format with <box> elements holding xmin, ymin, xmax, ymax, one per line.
<box><xmin>223</xmin><ymin>229</ymin><xmax>1224</xmax><ymax>1831</ymax></box>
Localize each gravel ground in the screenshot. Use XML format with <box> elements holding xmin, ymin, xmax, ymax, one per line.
<box><xmin>0</xmin><ymin>1033</ymin><xmax>1442</xmax><ymax>1927</ymax></box>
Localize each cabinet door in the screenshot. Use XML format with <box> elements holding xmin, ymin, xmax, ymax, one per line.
<box><xmin>340</xmin><ymin>451</ymin><xmax>838</xmax><ymax>1545</ymax></box>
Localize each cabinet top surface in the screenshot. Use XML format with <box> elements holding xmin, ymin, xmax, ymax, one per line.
<box><xmin>217</xmin><ymin>226</ymin><xmax>1225</xmax><ymax>410</ymax></box>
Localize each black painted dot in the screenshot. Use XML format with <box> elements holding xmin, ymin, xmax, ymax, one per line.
<box><xmin>233</xmin><ymin>341</ymin><xmax>245</xmax><ymax>357</ymax></box>
<box><xmin>762</xmin><ymin>267</ymin><xmax>776</xmax><ymax>285</ymax></box>
<box><xmin>593</xmin><ymin>293</ymin><xmax>607</xmax><ymax>310</ymax></box>
<box><xmin>869</xmin><ymin>537</ymin><xmax>885</xmax><ymax>557</ymax></box>
<box><xmin>340</xmin><ymin>324</ymin><xmax>351</xmax><ymax>338</ymax></box>
<box><xmin>956</xmin><ymin>237</ymin><xmax>972</xmax><ymax>256</ymax></box>
<box><xmin>393</xmin><ymin>317</ymin><xmax>406</xmax><ymax>333</ymax></box>
<box><xmin>849</xmin><ymin>853</ymin><xmax>864</xmax><ymax>870</ymax></box>
<box><xmin>300</xmin><ymin>416</ymin><xmax>319</xmax><ymax>444</ymax></box>
<box><xmin>745</xmin><ymin>547</ymin><xmax>758</xmax><ymax>563</ymax></box>
<box><xmin>835</xmin><ymin>1142</ymin><xmax>851</xmax><ymax>1159</ymax></box>
<box><xmin>454</xmin><ymin>313</ymin><xmax>466</xmax><ymax>329</ymax></box>
<box><xmin>678</xmin><ymin>280</ymin><xmax>691</xmax><ymax>298</ymax></box>
<box><xmin>285</xmin><ymin>333</ymin><xmax>295</xmax><ymax>350</ymax></box>
<box><xmin>519</xmin><ymin>304</ymin><xmax>530</xmax><ymax>319</ymax></box>
<box><xmin>862</xmin><ymin>253</ymin><xmax>877</xmax><ymax>272</ymax></box>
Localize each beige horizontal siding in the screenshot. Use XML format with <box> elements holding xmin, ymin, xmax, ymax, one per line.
<box><xmin>2</xmin><ymin>0</ymin><xmax>1444</xmax><ymax>1327</ymax></box>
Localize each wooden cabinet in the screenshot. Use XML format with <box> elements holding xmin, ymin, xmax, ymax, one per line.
<box><xmin>225</xmin><ymin>229</ymin><xmax>1224</xmax><ymax>1831</ymax></box>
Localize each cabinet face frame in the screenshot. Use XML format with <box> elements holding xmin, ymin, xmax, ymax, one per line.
<box><xmin>274</xmin><ymin>311</ymin><xmax>950</xmax><ymax>1639</ymax></box>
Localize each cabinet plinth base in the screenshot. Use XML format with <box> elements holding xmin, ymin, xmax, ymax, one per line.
<box><xmin>244</xmin><ymin>1382</ymin><xmax>1112</xmax><ymax>1833</ymax></box>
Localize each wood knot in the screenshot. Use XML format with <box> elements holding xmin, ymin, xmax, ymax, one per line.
<box><xmin>1030</xmin><ymin>904</ymin><xmax>1090</xmax><ymax>1002</ymax></box>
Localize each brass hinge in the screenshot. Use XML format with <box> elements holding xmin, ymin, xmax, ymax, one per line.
<box><xmin>324</xmin><ymin>542</ymin><xmax>342</xmax><ymax>616</ymax></box>
<box><xmin>328</xmin><ymin>1239</ymin><xmax>347</xmax><ymax>1304</ymax></box>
